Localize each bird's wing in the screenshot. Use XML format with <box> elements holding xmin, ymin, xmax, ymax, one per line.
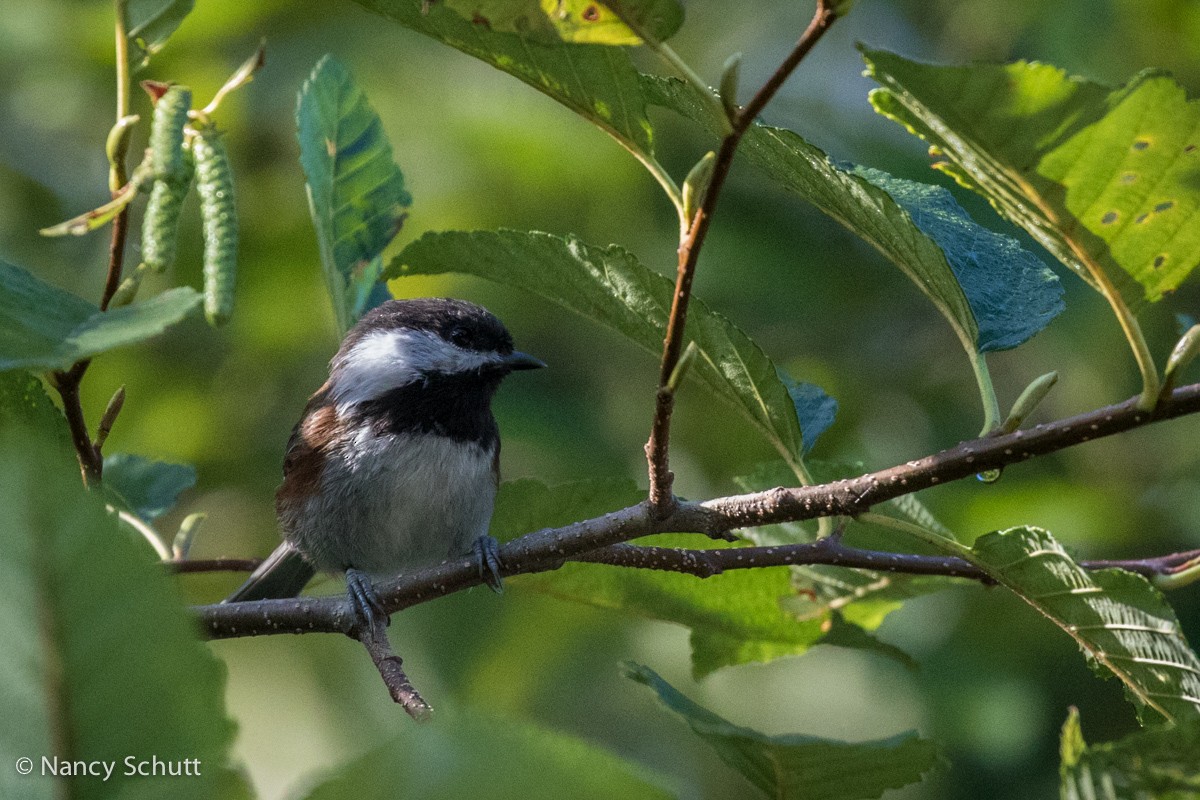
<box><xmin>223</xmin><ymin>539</ymin><xmax>316</xmax><ymax>602</ymax></box>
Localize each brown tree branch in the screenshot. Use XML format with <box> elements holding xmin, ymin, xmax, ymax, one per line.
<box><xmin>52</xmin><ymin>196</ymin><xmax>131</xmax><ymax>484</ymax></box>
<box><xmin>645</xmin><ymin>0</ymin><xmax>840</xmax><ymax>514</ymax></box>
<box><xmin>199</xmin><ymin>381</ymin><xmax>1200</xmax><ymax>640</ymax></box>
<box><xmin>52</xmin><ymin>208</ymin><xmax>130</xmax><ymax>485</ymax></box>
<box><xmin>98</xmin><ymin>204</ymin><xmax>131</xmax><ymax>312</ymax></box>
<box><xmin>49</xmin><ymin>362</ymin><xmax>102</xmax><ymax>485</ymax></box>
<box><xmin>176</xmin><ymin>542</ymin><xmax>1200</xmax><ymax>583</ymax></box>
<box><xmin>355</xmin><ymin>617</ymin><xmax>432</xmax><ymax>721</ymax></box>
<box><xmin>575</xmin><ymin>541</ymin><xmax>1200</xmax><ymax>583</ymax></box>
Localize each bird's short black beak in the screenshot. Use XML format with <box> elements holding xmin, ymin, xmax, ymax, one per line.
<box><xmin>502</xmin><ymin>351</ymin><xmax>547</xmax><ymax>371</ymax></box>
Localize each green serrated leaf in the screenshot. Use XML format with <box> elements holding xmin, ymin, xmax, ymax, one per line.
<box><xmin>126</xmin><ymin>0</ymin><xmax>195</xmax><ymax>68</ymax></box>
<box><xmin>1060</xmin><ymin>710</ymin><xmax>1200</xmax><ymax>800</ymax></box>
<box><xmin>299</xmin><ymin>704</ymin><xmax>673</xmax><ymax>800</ymax></box>
<box><xmin>103</xmin><ymin>453</ymin><xmax>197</xmax><ymax>521</ymax></box>
<box><xmin>297</xmin><ymin>55</ymin><xmax>411</xmax><ymax>332</ymax></box>
<box><xmin>0</xmin><ymin>259</ymin><xmax>201</xmax><ymax>372</ymax></box>
<box><xmin>352</xmin><ymin>0</ymin><xmax>655</xmax><ymax>156</ymax></box>
<box><xmin>626</xmin><ymin>663</ymin><xmax>938</xmax><ymax>799</ymax></box>
<box><xmin>390</xmin><ymin>229</ymin><xmax>811</xmax><ymax>461</ymax></box>
<box><xmin>862</xmin><ymin>48</ymin><xmax>1200</xmax><ymax>310</ymax></box>
<box><xmin>972</xmin><ymin>526</ymin><xmax>1200</xmax><ymax>724</ymax></box>
<box><xmin>0</xmin><ymin>427</ymin><xmax>247</xmax><ymax>800</ymax></box>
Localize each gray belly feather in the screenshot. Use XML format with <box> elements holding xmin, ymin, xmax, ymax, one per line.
<box><xmin>287</xmin><ymin>430</ymin><xmax>496</xmax><ymax>576</ymax></box>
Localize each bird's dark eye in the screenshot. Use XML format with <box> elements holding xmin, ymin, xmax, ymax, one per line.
<box><xmin>448</xmin><ymin>326</ymin><xmax>471</xmax><ymax>347</ymax></box>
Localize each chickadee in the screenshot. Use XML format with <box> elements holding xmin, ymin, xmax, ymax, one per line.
<box><xmin>226</xmin><ymin>298</ymin><xmax>545</xmax><ymax>626</ymax></box>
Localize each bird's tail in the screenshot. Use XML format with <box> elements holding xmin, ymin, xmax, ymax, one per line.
<box><xmin>224</xmin><ymin>540</ymin><xmax>316</xmax><ymax>602</ymax></box>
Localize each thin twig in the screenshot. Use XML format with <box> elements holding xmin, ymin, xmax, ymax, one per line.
<box><xmin>99</xmin><ymin>205</ymin><xmax>131</xmax><ymax>312</ymax></box>
<box><xmin>101</xmin><ymin>0</ymin><xmax>133</xmax><ymax>312</ymax></box>
<box><xmin>645</xmin><ymin>0</ymin><xmax>839</xmax><ymax>514</ymax></box>
<box><xmin>199</xmin><ymin>381</ymin><xmax>1200</xmax><ymax>640</ymax></box>
<box><xmin>732</xmin><ymin>2</ymin><xmax>838</xmax><ymax>135</ymax></box>
<box><xmin>52</xmin><ymin>1</ymin><xmax>135</xmax><ymax>483</ymax></box>
<box><xmin>355</xmin><ymin>617</ymin><xmax>432</xmax><ymax>721</ymax></box>
<box><xmin>49</xmin><ymin>362</ymin><xmax>101</xmax><ymax>484</ymax></box>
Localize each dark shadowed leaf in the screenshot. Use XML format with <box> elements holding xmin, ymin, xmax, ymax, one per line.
<box><xmin>626</xmin><ymin>664</ymin><xmax>938</xmax><ymax>799</ymax></box>
<box><xmin>0</xmin><ymin>259</ymin><xmax>200</xmax><ymax>372</ymax></box>
<box><xmin>780</xmin><ymin>374</ymin><xmax>837</xmax><ymax>454</ymax></box>
<box><xmin>848</xmin><ymin>165</ymin><xmax>1064</xmax><ymax>352</ymax></box>
<box><xmin>297</xmin><ymin>55</ymin><xmax>410</xmax><ymax>332</ymax></box>
<box><xmin>643</xmin><ymin>75</ymin><xmax>1063</xmax><ymax>363</ymax></box>
<box><xmin>103</xmin><ymin>453</ymin><xmax>197</xmax><ymax>521</ymax></box>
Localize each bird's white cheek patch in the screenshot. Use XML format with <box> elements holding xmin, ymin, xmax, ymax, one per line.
<box><xmin>330</xmin><ymin>328</ymin><xmax>498</xmax><ymax>408</ymax></box>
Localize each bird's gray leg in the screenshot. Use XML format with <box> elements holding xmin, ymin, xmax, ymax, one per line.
<box><xmin>346</xmin><ymin>568</ymin><xmax>388</xmax><ymax>630</ymax></box>
<box><xmin>472</xmin><ymin>535</ymin><xmax>504</xmax><ymax>593</ymax></box>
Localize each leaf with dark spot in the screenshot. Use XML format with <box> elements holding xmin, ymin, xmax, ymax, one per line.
<box><xmin>864</xmin><ymin>48</ymin><xmax>1200</xmax><ymax>307</ymax></box>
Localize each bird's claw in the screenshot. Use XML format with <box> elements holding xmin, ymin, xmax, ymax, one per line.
<box><xmin>346</xmin><ymin>568</ymin><xmax>388</xmax><ymax>631</ymax></box>
<box><xmin>473</xmin><ymin>535</ymin><xmax>504</xmax><ymax>593</ymax></box>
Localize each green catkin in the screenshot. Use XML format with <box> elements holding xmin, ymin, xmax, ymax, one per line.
<box><xmin>192</xmin><ymin>128</ymin><xmax>238</xmax><ymax>326</ymax></box>
<box><xmin>148</xmin><ymin>85</ymin><xmax>192</xmax><ymax>182</ymax></box>
<box><xmin>141</xmin><ymin>147</ymin><xmax>193</xmax><ymax>273</ymax></box>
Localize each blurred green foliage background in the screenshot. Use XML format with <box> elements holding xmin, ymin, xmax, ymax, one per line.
<box><xmin>2</xmin><ymin>1</ymin><xmax>1199</xmax><ymax>797</ymax></box>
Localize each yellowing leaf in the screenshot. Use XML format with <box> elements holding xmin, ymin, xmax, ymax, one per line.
<box><xmin>863</xmin><ymin>48</ymin><xmax>1200</xmax><ymax>309</ymax></box>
